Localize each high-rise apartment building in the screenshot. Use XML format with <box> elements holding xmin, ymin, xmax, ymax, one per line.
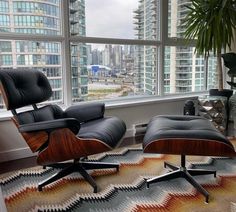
<box><xmin>70</xmin><ymin>0</ymin><xmax>88</xmax><ymax>102</ymax></box>
<box><xmin>134</xmin><ymin>0</ymin><xmax>217</xmax><ymax>95</ymax></box>
<box><xmin>168</xmin><ymin>0</ymin><xmax>217</xmax><ymax>93</ymax></box>
<box><xmin>133</xmin><ymin>0</ymin><xmax>159</xmax><ymax>95</ymax></box>
<box><xmin>166</xmin><ymin>0</ymin><xmax>203</xmax><ymax>94</ymax></box>
<box><xmin>0</xmin><ymin>0</ymin><xmax>88</xmax><ymax>106</ymax></box>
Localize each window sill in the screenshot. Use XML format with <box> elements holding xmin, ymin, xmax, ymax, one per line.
<box><xmin>105</xmin><ymin>92</ymin><xmax>206</xmax><ymax>109</ymax></box>
<box><xmin>0</xmin><ymin>92</ymin><xmax>207</xmax><ymax>121</ymax></box>
<box><xmin>0</xmin><ymin>111</ymin><xmax>13</xmax><ymax>121</ymax></box>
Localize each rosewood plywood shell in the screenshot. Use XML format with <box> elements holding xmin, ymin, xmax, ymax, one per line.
<box><xmin>37</xmin><ymin>128</ymin><xmax>112</xmax><ymax>165</ymax></box>
<box><xmin>0</xmin><ymin>82</ymin><xmax>9</xmax><ymax>110</ymax></box>
<box><xmin>143</xmin><ymin>138</ymin><xmax>236</xmax><ymax>157</ymax></box>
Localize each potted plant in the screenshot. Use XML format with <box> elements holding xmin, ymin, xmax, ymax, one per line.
<box><xmin>183</xmin><ymin>0</ymin><xmax>236</xmax><ymax>95</ymax></box>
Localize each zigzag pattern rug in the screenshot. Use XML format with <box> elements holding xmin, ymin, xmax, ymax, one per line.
<box><xmin>1</xmin><ymin>140</ymin><xmax>236</xmax><ymax>212</ymax></box>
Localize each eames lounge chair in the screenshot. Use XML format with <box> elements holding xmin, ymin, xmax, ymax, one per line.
<box><xmin>0</xmin><ymin>69</ymin><xmax>126</xmax><ymax>192</ymax></box>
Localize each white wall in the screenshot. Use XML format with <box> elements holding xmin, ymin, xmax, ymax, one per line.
<box><xmin>0</xmin><ymin>120</ymin><xmax>35</xmax><ymax>162</ymax></box>
<box><xmin>0</xmin><ymin>96</ymin><xmax>197</xmax><ymax>162</ymax></box>
<box><xmin>106</xmin><ymin>98</ymin><xmax>192</xmax><ymax>137</ymax></box>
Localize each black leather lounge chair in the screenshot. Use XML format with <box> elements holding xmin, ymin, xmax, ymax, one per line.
<box><xmin>0</xmin><ymin>69</ymin><xmax>126</xmax><ymax>192</ymax></box>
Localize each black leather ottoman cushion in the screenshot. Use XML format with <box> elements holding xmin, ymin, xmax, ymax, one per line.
<box><xmin>143</xmin><ymin>115</ymin><xmax>235</xmax><ymax>156</ymax></box>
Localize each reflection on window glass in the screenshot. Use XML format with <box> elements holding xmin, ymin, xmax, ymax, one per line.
<box><xmin>71</xmin><ymin>43</ymin><xmax>158</xmax><ymax>102</ymax></box>
<box><xmin>0</xmin><ymin>40</ymin><xmax>63</xmax><ymax>109</ymax></box>
<box><xmin>70</xmin><ymin>0</ymin><xmax>160</xmax><ymax>40</ymax></box>
<box><xmin>164</xmin><ymin>46</ymin><xmax>217</xmax><ymax>94</ymax></box>
<box><xmin>0</xmin><ymin>0</ymin><xmax>61</xmax><ymax>34</ymax></box>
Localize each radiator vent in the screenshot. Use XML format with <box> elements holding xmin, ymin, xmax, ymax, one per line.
<box><xmin>134</xmin><ymin>123</ymin><xmax>148</xmax><ymax>137</ymax></box>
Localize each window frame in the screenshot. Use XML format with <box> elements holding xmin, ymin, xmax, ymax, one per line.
<box><xmin>0</xmin><ymin>0</ymin><xmax>208</xmax><ymax>110</ymax></box>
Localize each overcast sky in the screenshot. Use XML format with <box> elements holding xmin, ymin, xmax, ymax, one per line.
<box><xmin>85</xmin><ymin>0</ymin><xmax>139</xmax><ymax>39</ymax></box>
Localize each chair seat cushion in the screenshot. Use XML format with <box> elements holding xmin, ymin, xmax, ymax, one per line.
<box><xmin>143</xmin><ymin>115</ymin><xmax>235</xmax><ymax>156</ymax></box>
<box><xmin>78</xmin><ymin>117</ymin><xmax>126</xmax><ymax>148</ymax></box>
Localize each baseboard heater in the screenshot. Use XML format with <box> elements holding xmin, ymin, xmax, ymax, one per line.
<box><xmin>134</xmin><ymin>123</ymin><xmax>148</xmax><ymax>137</ymax></box>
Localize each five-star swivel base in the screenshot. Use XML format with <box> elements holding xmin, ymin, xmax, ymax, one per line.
<box><xmin>146</xmin><ymin>155</ymin><xmax>216</xmax><ymax>203</ymax></box>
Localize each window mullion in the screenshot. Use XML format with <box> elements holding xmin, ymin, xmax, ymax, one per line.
<box><xmin>159</xmin><ymin>0</ymin><xmax>168</xmax><ymax>96</ymax></box>
<box><xmin>0</xmin><ymin>32</ymin><xmax>63</xmax><ymax>42</ymax></box>
<box><xmin>165</xmin><ymin>37</ymin><xmax>196</xmax><ymax>47</ymax></box>
<box><xmin>61</xmin><ymin>0</ymin><xmax>72</xmax><ymax>107</ymax></box>
<box><xmin>204</xmin><ymin>56</ymin><xmax>208</xmax><ymax>90</ymax></box>
<box><xmin>70</xmin><ymin>36</ymin><xmax>161</xmax><ymax>46</ymax></box>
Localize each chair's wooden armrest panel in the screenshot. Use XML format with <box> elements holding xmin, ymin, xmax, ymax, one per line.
<box><xmin>21</xmin><ymin>131</ymin><xmax>48</xmax><ymax>152</ymax></box>
<box><xmin>37</xmin><ymin>128</ymin><xmax>111</xmax><ymax>165</ymax></box>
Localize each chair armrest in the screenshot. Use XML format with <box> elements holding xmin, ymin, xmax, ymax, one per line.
<box><xmin>18</xmin><ymin>118</ymin><xmax>80</xmax><ymax>134</ymax></box>
<box><xmin>64</xmin><ymin>102</ymin><xmax>105</xmax><ymax>123</ymax></box>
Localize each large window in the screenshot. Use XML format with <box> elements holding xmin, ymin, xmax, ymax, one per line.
<box><xmin>0</xmin><ymin>0</ymin><xmax>217</xmax><ymax>110</ymax></box>
<box><xmin>0</xmin><ymin>40</ymin><xmax>62</xmax><ymax>108</ymax></box>
<box><xmin>165</xmin><ymin>0</ymin><xmax>217</xmax><ymax>95</ymax></box>
<box><xmin>164</xmin><ymin>46</ymin><xmax>216</xmax><ymax>94</ymax></box>
<box><xmin>0</xmin><ymin>0</ymin><xmax>62</xmax><ymax>109</ymax></box>
<box><xmin>80</xmin><ymin>0</ymin><xmax>160</xmax><ymax>40</ymax></box>
<box><xmin>0</xmin><ymin>0</ymin><xmax>61</xmax><ymax>34</ymax></box>
<box><xmin>71</xmin><ymin>43</ymin><xmax>158</xmax><ymax>102</ymax></box>
<box><xmin>69</xmin><ymin>0</ymin><xmax>161</xmax><ymax>103</ymax></box>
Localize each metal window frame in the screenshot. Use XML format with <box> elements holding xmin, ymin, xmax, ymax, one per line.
<box><xmin>0</xmin><ymin>0</ymin><xmax>202</xmax><ymax>108</ymax></box>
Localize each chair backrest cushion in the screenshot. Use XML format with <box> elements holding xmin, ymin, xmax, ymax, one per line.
<box><xmin>16</xmin><ymin>105</ymin><xmax>64</xmax><ymax>125</ymax></box>
<box><xmin>0</xmin><ymin>69</ymin><xmax>52</xmax><ymax>110</ymax></box>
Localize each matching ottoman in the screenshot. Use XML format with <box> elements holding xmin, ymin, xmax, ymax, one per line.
<box><xmin>143</xmin><ymin>115</ymin><xmax>236</xmax><ymax>202</ymax></box>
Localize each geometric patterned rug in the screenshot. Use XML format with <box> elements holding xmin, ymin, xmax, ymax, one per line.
<box><xmin>1</xmin><ymin>139</ymin><xmax>236</xmax><ymax>212</ymax></box>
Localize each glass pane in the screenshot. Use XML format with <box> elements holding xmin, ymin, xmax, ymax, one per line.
<box><xmin>207</xmin><ymin>55</ymin><xmax>217</xmax><ymax>90</ymax></box>
<box><xmin>164</xmin><ymin>46</ymin><xmax>217</xmax><ymax>94</ymax></box>
<box><xmin>69</xmin><ymin>0</ymin><xmax>160</xmax><ymax>40</ymax></box>
<box><xmin>168</xmin><ymin>0</ymin><xmax>191</xmax><ymax>38</ymax></box>
<box><xmin>0</xmin><ymin>40</ymin><xmax>63</xmax><ymax>109</ymax></box>
<box><xmin>71</xmin><ymin>43</ymin><xmax>158</xmax><ymax>102</ymax></box>
<box><xmin>0</xmin><ymin>0</ymin><xmax>61</xmax><ymax>35</ymax></box>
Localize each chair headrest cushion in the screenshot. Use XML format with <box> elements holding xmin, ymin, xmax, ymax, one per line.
<box><xmin>0</xmin><ymin>69</ymin><xmax>52</xmax><ymax>110</ymax></box>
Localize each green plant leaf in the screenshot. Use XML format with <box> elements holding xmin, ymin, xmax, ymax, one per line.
<box><xmin>183</xmin><ymin>0</ymin><xmax>236</xmax><ymax>56</ymax></box>
<box><xmin>182</xmin><ymin>0</ymin><xmax>236</xmax><ymax>89</ymax></box>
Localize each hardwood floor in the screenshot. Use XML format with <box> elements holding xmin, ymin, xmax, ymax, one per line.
<box><xmin>0</xmin><ymin>156</ymin><xmax>37</xmax><ymax>175</ymax></box>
